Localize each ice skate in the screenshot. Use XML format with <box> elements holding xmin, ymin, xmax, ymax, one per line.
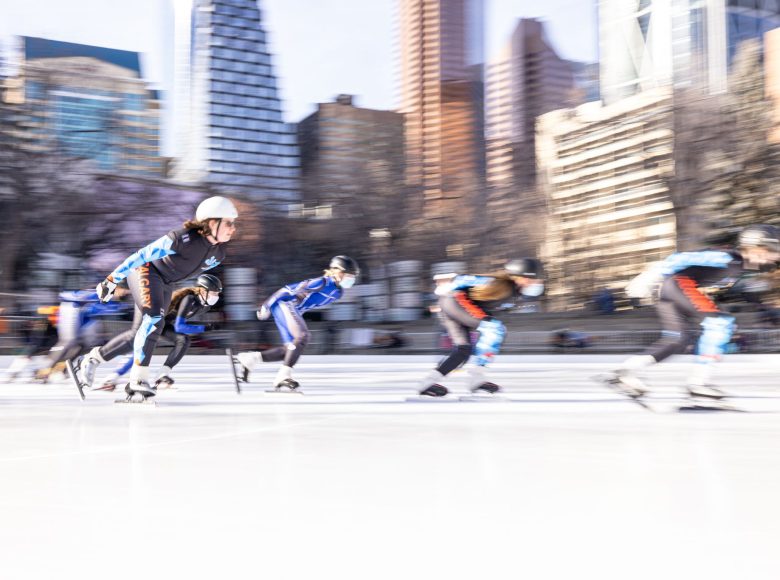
<box><xmin>225</xmin><ymin>349</ymin><xmax>243</xmax><ymax>394</ymax></box>
<box><xmin>679</xmin><ymin>384</ymin><xmax>741</xmax><ymax>412</ymax></box>
<box><xmin>470</xmin><ymin>382</ymin><xmax>501</xmax><ymax>394</ymax></box>
<box><xmin>595</xmin><ymin>370</ymin><xmax>653</xmax><ymax>411</ymax></box>
<box><xmin>154</xmin><ymin>375</ymin><xmax>175</xmax><ymax>389</ymax></box>
<box><xmin>78</xmin><ymin>347</ymin><xmax>104</xmax><ymax>390</ymax></box>
<box><xmin>96</xmin><ymin>379</ymin><xmax>117</xmax><ymax>392</ymax></box>
<box><xmin>64</xmin><ymin>358</ymin><xmax>87</xmax><ymax>400</ymax></box>
<box><xmin>235</xmin><ymin>351</ymin><xmax>261</xmax><ymax>383</ymax></box>
<box><xmin>116</xmin><ymin>381</ymin><xmax>157</xmax><ymax>405</ymax></box>
<box><xmin>266</xmin><ymin>377</ymin><xmax>302</xmax><ymax>394</ymax></box>
<box><xmin>600</xmin><ymin>369</ymin><xmax>648</xmax><ymax>399</ymax></box>
<box><xmin>466</xmin><ymin>366</ymin><xmax>501</xmax><ymax>395</ymax></box>
<box><xmin>154</xmin><ymin>367</ymin><xmax>176</xmax><ymax>389</ymax></box>
<box><xmin>419</xmin><ymin>384</ymin><xmax>449</xmax><ymax>397</ymax></box>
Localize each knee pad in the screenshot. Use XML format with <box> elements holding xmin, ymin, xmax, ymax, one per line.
<box><xmin>697</xmin><ymin>316</ymin><xmax>735</xmax><ymax>359</ymax></box>
<box><xmin>474</xmin><ymin>318</ymin><xmax>506</xmax><ymax>366</ymax></box>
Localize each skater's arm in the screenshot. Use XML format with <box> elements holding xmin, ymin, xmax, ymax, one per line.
<box><xmin>172</xmin><ymin>295</ymin><xmax>206</xmax><ymax>335</ymax></box>
<box><xmin>107</xmin><ymin>234</ymin><xmax>177</xmax><ymax>283</ymax></box>
<box><xmin>626</xmin><ymin>251</ymin><xmax>734</xmax><ymax>299</ymax></box>
<box><xmin>264</xmin><ymin>278</ymin><xmax>327</xmax><ymax>309</ymax></box>
<box><xmin>657</xmin><ymin>251</ymin><xmax>733</xmax><ymax>276</ymax></box>
<box><xmin>436</xmin><ymin>275</ymin><xmax>494</xmax><ymax>296</ymax></box>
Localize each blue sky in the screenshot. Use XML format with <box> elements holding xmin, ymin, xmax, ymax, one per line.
<box><xmin>2</xmin><ymin>0</ymin><xmax>598</xmax><ymax>123</ymax></box>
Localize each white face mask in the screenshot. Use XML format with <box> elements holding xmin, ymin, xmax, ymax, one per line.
<box><xmin>205</xmin><ymin>292</ymin><xmax>220</xmax><ymax>306</ymax></box>
<box><xmin>339</xmin><ymin>275</ymin><xmax>356</xmax><ymax>289</ymax></box>
<box><xmin>522</xmin><ymin>282</ymin><xmax>545</xmax><ymax>297</ymax></box>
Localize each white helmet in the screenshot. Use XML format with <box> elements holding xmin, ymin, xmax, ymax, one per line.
<box><xmin>196</xmin><ymin>196</ymin><xmax>238</xmax><ymax>222</ymax></box>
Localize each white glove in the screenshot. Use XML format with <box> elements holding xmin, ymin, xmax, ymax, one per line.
<box><xmin>96</xmin><ymin>278</ymin><xmax>118</xmax><ymax>303</ymax></box>
<box><xmin>625</xmin><ymin>269</ymin><xmax>663</xmax><ymax>299</ymax></box>
<box><xmin>257</xmin><ymin>305</ymin><xmax>271</xmax><ymax>320</ymax></box>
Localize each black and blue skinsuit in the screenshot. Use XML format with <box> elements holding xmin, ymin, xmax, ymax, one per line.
<box><xmin>98</xmin><ymin>228</ymin><xmax>225</xmax><ymax>368</ymax></box>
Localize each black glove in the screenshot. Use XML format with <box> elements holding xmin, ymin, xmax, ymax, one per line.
<box><xmin>203</xmin><ymin>322</ymin><xmax>221</xmax><ymax>332</ymax></box>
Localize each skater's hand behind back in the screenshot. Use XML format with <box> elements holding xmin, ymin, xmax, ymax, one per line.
<box><xmin>257</xmin><ymin>305</ymin><xmax>271</xmax><ymax>320</ymax></box>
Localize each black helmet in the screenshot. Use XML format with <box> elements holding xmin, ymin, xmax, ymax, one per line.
<box><xmin>739</xmin><ymin>224</ymin><xmax>780</xmax><ymax>252</ymax></box>
<box><xmin>197</xmin><ymin>273</ymin><xmax>223</xmax><ymax>293</ymax></box>
<box><xmin>329</xmin><ymin>255</ymin><xmax>360</xmax><ymax>276</ymax></box>
<box><xmin>505</xmin><ymin>258</ymin><xmax>544</xmax><ymax>279</ymax></box>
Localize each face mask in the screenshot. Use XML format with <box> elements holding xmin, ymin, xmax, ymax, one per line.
<box><xmin>522</xmin><ymin>282</ymin><xmax>544</xmax><ymax>297</ymax></box>
<box><xmin>340</xmin><ymin>275</ymin><xmax>356</xmax><ymax>289</ymax></box>
<box><xmin>202</xmin><ymin>292</ymin><xmax>220</xmax><ymax>306</ymax></box>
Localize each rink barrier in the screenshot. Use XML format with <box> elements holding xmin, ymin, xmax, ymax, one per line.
<box><xmin>5</xmin><ymin>316</ymin><xmax>780</xmax><ymax>355</ymax></box>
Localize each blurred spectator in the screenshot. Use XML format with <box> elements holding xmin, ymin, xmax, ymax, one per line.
<box><xmin>551</xmin><ymin>329</ymin><xmax>590</xmax><ymax>349</ymax></box>
<box><xmin>594</xmin><ymin>288</ymin><xmax>615</xmax><ymax>314</ymax></box>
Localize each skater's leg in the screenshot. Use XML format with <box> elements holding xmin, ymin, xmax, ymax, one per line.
<box><xmin>419</xmin><ymin>297</ymin><xmax>481</xmax><ymax>396</ymax></box>
<box><xmin>155</xmin><ymin>326</ymin><xmax>189</xmax><ymax>387</ymax></box>
<box><xmin>81</xmin><ymin>270</ymin><xmax>147</xmax><ymax>387</ymax></box>
<box><xmin>236</xmin><ymin>303</ymin><xmax>308</xmax><ymax>386</ymax></box>
<box><xmin>612</xmin><ymin>278</ymin><xmax>702</xmax><ymax>396</ymax></box>
<box><xmin>126</xmin><ymin>267</ymin><xmax>173</xmax><ymax>396</ymax></box>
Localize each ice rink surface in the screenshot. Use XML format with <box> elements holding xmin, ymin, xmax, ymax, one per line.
<box><xmin>3</xmin><ymin>353</ymin><xmax>780</xmax><ymax>580</ymax></box>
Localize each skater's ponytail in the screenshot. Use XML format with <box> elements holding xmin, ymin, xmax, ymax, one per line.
<box><xmin>468</xmin><ymin>272</ymin><xmax>516</xmax><ymax>302</ymax></box>
<box><xmin>168</xmin><ymin>287</ymin><xmax>200</xmax><ymax>314</ymax></box>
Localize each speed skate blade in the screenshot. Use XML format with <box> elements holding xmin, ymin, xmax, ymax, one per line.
<box><xmin>114</xmin><ymin>396</ymin><xmax>157</xmax><ymax>407</ymax></box>
<box><xmin>404</xmin><ymin>395</ymin><xmax>459</xmax><ymax>403</ymax></box>
<box><xmin>458</xmin><ymin>394</ymin><xmax>509</xmax><ymax>402</ymax></box>
<box><xmin>226</xmin><ymin>348</ymin><xmax>242</xmax><ymax>394</ymax></box>
<box><xmin>64</xmin><ymin>359</ymin><xmax>86</xmax><ymax>401</ymax></box>
<box><xmin>264</xmin><ymin>388</ymin><xmax>303</xmax><ymax>395</ymax></box>
<box><xmin>678</xmin><ymin>401</ymin><xmax>744</xmax><ymax>413</ymax></box>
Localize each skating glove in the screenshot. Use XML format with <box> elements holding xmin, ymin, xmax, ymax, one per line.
<box><xmin>96</xmin><ymin>278</ymin><xmax>118</xmax><ymax>303</ymax></box>
<box><xmin>257</xmin><ymin>305</ymin><xmax>271</xmax><ymax>320</ymax></box>
<box><xmin>625</xmin><ymin>269</ymin><xmax>663</xmax><ymax>300</ymax></box>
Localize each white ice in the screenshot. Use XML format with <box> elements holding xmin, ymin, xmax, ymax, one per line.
<box><xmin>2</xmin><ymin>353</ymin><xmax>780</xmax><ymax>580</ymax></box>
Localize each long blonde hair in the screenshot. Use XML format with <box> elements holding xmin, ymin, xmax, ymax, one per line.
<box><xmin>466</xmin><ymin>272</ymin><xmax>516</xmax><ymax>302</ymax></box>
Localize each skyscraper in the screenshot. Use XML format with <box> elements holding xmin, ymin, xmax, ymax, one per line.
<box><xmin>485</xmin><ymin>19</ymin><xmax>576</xmax><ymax>191</ymax></box>
<box><xmin>172</xmin><ymin>0</ymin><xmax>299</xmax><ymax>206</ymax></box>
<box><xmin>399</xmin><ymin>0</ymin><xmax>485</xmax><ymax>230</ymax></box>
<box><xmin>1</xmin><ymin>36</ymin><xmax>163</xmax><ymax>178</ymax></box>
<box><xmin>599</xmin><ymin>0</ymin><xmax>780</xmax><ymax>104</ymax></box>
<box><xmin>483</xmin><ymin>18</ymin><xmax>577</xmax><ymax>262</ymax></box>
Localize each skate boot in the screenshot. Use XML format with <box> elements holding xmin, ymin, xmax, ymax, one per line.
<box><xmin>154</xmin><ymin>366</ymin><xmax>175</xmax><ymax>389</ymax></box>
<box><xmin>95</xmin><ymin>372</ymin><xmax>119</xmax><ymax>392</ymax></box>
<box><xmin>79</xmin><ymin>347</ymin><xmax>104</xmax><ymax>390</ymax></box>
<box><xmin>419</xmin><ymin>384</ymin><xmax>449</xmax><ymax>397</ymax></box>
<box><xmin>471</xmin><ymin>382</ymin><xmax>501</xmax><ymax>394</ymax></box>
<box><xmin>418</xmin><ymin>369</ymin><xmax>448</xmax><ymax>397</ymax></box>
<box><xmin>607</xmin><ymin>369</ymin><xmax>648</xmax><ymax>399</ymax></box>
<box><xmin>123</xmin><ymin>380</ymin><xmax>156</xmax><ymax>402</ymax></box>
<box><xmin>33</xmin><ymin>367</ymin><xmax>53</xmax><ymax>384</ymax></box>
<box><xmin>467</xmin><ymin>366</ymin><xmax>501</xmax><ymax>395</ymax></box>
<box><xmin>677</xmin><ymin>383</ymin><xmax>740</xmax><ymax>411</ymax></box>
<box><xmin>266</xmin><ymin>365</ymin><xmax>301</xmax><ymax>393</ymax></box>
<box><xmin>155</xmin><ymin>375</ymin><xmax>175</xmax><ymax>389</ymax></box>
<box><xmin>271</xmin><ymin>378</ymin><xmax>300</xmax><ymax>393</ymax></box>
<box><xmin>236</xmin><ymin>351</ymin><xmax>262</xmax><ymax>382</ymax></box>
<box><xmin>686</xmin><ymin>383</ymin><xmax>726</xmax><ymax>400</ymax></box>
